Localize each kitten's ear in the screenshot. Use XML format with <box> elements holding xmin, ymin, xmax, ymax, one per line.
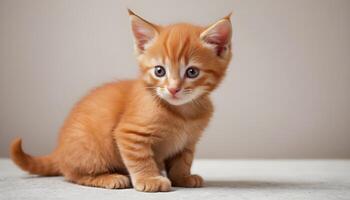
<box><xmin>128</xmin><ymin>9</ymin><xmax>159</xmax><ymax>54</ymax></box>
<box><xmin>200</xmin><ymin>14</ymin><xmax>232</xmax><ymax>57</ymax></box>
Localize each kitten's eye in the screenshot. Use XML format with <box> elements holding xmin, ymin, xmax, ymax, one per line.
<box><xmin>154</xmin><ymin>65</ymin><xmax>166</xmax><ymax>77</ymax></box>
<box><xmin>185</xmin><ymin>67</ymin><xmax>200</xmax><ymax>78</ymax></box>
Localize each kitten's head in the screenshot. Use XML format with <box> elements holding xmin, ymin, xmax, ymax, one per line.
<box><xmin>129</xmin><ymin>10</ymin><xmax>232</xmax><ymax>106</ymax></box>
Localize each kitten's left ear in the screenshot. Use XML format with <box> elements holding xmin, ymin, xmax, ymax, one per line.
<box><xmin>128</xmin><ymin>9</ymin><xmax>160</xmax><ymax>54</ymax></box>
<box><xmin>200</xmin><ymin>13</ymin><xmax>232</xmax><ymax>57</ymax></box>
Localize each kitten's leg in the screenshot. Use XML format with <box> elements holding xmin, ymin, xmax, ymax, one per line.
<box><xmin>67</xmin><ymin>173</ymin><xmax>131</xmax><ymax>189</ymax></box>
<box><xmin>115</xmin><ymin>129</ymin><xmax>171</xmax><ymax>192</ymax></box>
<box><xmin>165</xmin><ymin>145</ymin><xmax>203</xmax><ymax>187</ymax></box>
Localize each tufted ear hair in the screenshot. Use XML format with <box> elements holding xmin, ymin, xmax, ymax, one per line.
<box><xmin>200</xmin><ymin>14</ymin><xmax>232</xmax><ymax>57</ymax></box>
<box><xmin>128</xmin><ymin>9</ymin><xmax>160</xmax><ymax>54</ymax></box>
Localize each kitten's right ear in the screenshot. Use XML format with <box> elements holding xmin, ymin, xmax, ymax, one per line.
<box><xmin>200</xmin><ymin>14</ymin><xmax>232</xmax><ymax>57</ymax></box>
<box><xmin>128</xmin><ymin>9</ymin><xmax>159</xmax><ymax>54</ymax></box>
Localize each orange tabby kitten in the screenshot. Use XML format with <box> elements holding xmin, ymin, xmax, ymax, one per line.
<box><xmin>10</xmin><ymin>10</ymin><xmax>232</xmax><ymax>192</ymax></box>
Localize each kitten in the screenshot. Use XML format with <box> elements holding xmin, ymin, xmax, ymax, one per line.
<box><xmin>10</xmin><ymin>10</ymin><xmax>232</xmax><ymax>192</ymax></box>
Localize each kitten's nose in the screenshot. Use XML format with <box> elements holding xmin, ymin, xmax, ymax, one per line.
<box><xmin>167</xmin><ymin>87</ymin><xmax>181</xmax><ymax>96</ymax></box>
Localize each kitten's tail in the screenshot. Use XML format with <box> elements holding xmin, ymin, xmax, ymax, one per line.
<box><xmin>10</xmin><ymin>138</ymin><xmax>61</xmax><ymax>176</ymax></box>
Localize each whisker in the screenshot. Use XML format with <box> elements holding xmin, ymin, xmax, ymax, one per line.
<box><xmin>144</xmin><ymin>86</ymin><xmax>158</xmax><ymax>89</ymax></box>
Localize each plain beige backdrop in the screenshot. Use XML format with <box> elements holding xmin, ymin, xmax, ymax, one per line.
<box><xmin>1</xmin><ymin>0</ymin><xmax>350</xmax><ymax>158</ymax></box>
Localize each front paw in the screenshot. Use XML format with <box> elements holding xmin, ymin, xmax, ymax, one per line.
<box><xmin>171</xmin><ymin>174</ymin><xmax>204</xmax><ymax>188</ymax></box>
<box><xmin>134</xmin><ymin>176</ymin><xmax>171</xmax><ymax>192</ymax></box>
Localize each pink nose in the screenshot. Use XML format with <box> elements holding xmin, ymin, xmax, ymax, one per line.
<box><xmin>167</xmin><ymin>88</ymin><xmax>181</xmax><ymax>96</ymax></box>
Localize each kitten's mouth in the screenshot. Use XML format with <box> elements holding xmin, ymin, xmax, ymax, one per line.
<box><xmin>156</xmin><ymin>87</ymin><xmax>194</xmax><ymax>106</ymax></box>
<box><xmin>168</xmin><ymin>95</ymin><xmax>182</xmax><ymax>102</ymax></box>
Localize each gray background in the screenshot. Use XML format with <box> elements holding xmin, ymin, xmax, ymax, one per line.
<box><xmin>1</xmin><ymin>0</ymin><xmax>350</xmax><ymax>158</ymax></box>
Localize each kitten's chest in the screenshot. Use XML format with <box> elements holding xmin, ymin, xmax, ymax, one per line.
<box><xmin>152</xmin><ymin>119</ymin><xmax>204</xmax><ymax>160</ymax></box>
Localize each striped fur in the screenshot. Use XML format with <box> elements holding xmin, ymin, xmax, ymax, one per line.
<box><xmin>10</xmin><ymin>10</ymin><xmax>232</xmax><ymax>192</ymax></box>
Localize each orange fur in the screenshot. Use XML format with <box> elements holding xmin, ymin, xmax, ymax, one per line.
<box><xmin>10</xmin><ymin>10</ymin><xmax>232</xmax><ymax>192</ymax></box>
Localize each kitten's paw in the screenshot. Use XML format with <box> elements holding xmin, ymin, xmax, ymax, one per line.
<box><xmin>103</xmin><ymin>174</ymin><xmax>131</xmax><ymax>189</ymax></box>
<box><xmin>73</xmin><ymin>173</ymin><xmax>131</xmax><ymax>189</ymax></box>
<box><xmin>134</xmin><ymin>176</ymin><xmax>171</xmax><ymax>192</ymax></box>
<box><xmin>172</xmin><ymin>174</ymin><xmax>204</xmax><ymax>188</ymax></box>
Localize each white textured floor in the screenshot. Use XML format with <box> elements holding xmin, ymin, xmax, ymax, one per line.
<box><xmin>1</xmin><ymin>159</ymin><xmax>349</xmax><ymax>200</ymax></box>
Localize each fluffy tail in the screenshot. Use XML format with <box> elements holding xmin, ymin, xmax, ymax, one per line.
<box><xmin>10</xmin><ymin>138</ymin><xmax>61</xmax><ymax>176</ymax></box>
